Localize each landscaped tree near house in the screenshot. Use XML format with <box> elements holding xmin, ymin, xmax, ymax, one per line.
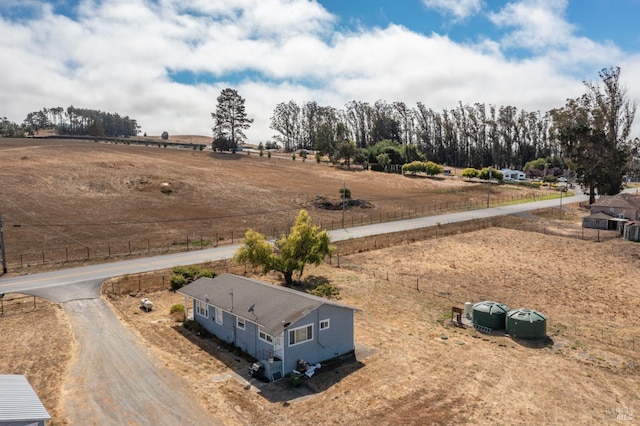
<box><xmin>233</xmin><ymin>210</ymin><xmax>335</xmax><ymax>286</ymax></box>
<box><xmin>212</xmin><ymin>88</ymin><xmax>253</xmax><ymax>153</ymax></box>
<box><xmin>551</xmin><ymin>67</ymin><xmax>637</xmax><ymax>204</ymax></box>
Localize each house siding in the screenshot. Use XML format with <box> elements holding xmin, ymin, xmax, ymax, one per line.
<box><xmin>282</xmin><ymin>304</ymin><xmax>355</xmax><ymax>373</ymax></box>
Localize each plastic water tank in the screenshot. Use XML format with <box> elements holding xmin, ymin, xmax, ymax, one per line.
<box><xmin>506</xmin><ymin>308</ymin><xmax>547</xmax><ymax>339</ymax></box>
<box><xmin>472</xmin><ymin>301</ymin><xmax>509</xmax><ymax>330</ymax></box>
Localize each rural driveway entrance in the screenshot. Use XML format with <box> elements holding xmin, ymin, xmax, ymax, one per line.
<box><xmin>63</xmin><ymin>297</ymin><xmax>220</xmax><ymax>425</ymax></box>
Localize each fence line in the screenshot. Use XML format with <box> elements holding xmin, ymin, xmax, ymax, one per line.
<box><xmin>4</xmin><ymin>191</ymin><xmax>554</xmax><ymax>271</ymax></box>
<box><xmin>336</xmin><ymin>262</ymin><xmax>638</xmax><ymax>352</ymax></box>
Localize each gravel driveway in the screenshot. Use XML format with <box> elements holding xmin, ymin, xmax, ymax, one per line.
<box><xmin>63</xmin><ymin>298</ymin><xmax>220</xmax><ymax>425</ymax></box>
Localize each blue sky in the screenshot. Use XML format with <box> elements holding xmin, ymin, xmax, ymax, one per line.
<box><xmin>1</xmin><ymin>0</ymin><xmax>639</xmax><ymax>140</ymax></box>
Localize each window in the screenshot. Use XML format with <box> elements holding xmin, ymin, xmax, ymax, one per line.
<box><xmin>237</xmin><ymin>316</ymin><xmax>245</xmax><ymax>330</ymax></box>
<box><xmin>215</xmin><ymin>307</ymin><xmax>223</xmax><ymax>325</ymax></box>
<box><xmin>319</xmin><ymin>319</ymin><xmax>330</xmax><ymax>330</ymax></box>
<box><xmin>289</xmin><ymin>324</ymin><xmax>313</xmax><ymax>346</ymax></box>
<box><xmin>259</xmin><ymin>330</ymin><xmax>273</xmax><ymax>344</ymax></box>
<box><xmin>195</xmin><ymin>300</ymin><xmax>207</xmax><ymax>317</ymax></box>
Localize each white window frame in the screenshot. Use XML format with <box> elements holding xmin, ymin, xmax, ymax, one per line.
<box><xmin>195</xmin><ymin>300</ymin><xmax>207</xmax><ymax>317</ymax></box>
<box><xmin>289</xmin><ymin>324</ymin><xmax>313</xmax><ymax>346</ymax></box>
<box><xmin>215</xmin><ymin>307</ymin><xmax>223</xmax><ymax>325</ymax></box>
<box><xmin>319</xmin><ymin>319</ymin><xmax>330</xmax><ymax>331</ymax></box>
<box><xmin>236</xmin><ymin>316</ymin><xmax>246</xmax><ymax>330</ymax></box>
<box><xmin>259</xmin><ymin>330</ymin><xmax>273</xmax><ymax>344</ymax></box>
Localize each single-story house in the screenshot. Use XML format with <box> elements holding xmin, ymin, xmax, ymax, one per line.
<box><xmin>500</xmin><ymin>169</ymin><xmax>526</xmax><ymax>181</ymax></box>
<box><xmin>0</xmin><ymin>375</ymin><xmax>51</xmax><ymax>426</ymax></box>
<box><xmin>178</xmin><ymin>273</ymin><xmax>359</xmax><ymax>381</ymax></box>
<box><xmin>582</xmin><ymin>211</ymin><xmax>626</xmax><ymax>230</ymax></box>
<box><xmin>589</xmin><ymin>193</ymin><xmax>640</xmax><ymax>220</ymax></box>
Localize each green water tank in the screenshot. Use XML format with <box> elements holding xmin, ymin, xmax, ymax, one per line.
<box><xmin>506</xmin><ymin>308</ymin><xmax>547</xmax><ymax>339</ymax></box>
<box><xmin>472</xmin><ymin>301</ymin><xmax>509</xmax><ymax>330</ymax></box>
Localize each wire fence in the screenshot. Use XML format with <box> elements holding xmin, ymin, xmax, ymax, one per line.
<box><xmin>4</xmin><ymin>192</ymin><xmax>559</xmax><ymax>271</ymax></box>
<box><xmin>334</xmin><ymin>227</ymin><xmax>639</xmax><ymax>353</ymax></box>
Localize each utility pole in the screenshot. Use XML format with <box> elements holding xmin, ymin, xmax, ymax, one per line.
<box><xmin>486</xmin><ymin>167</ymin><xmax>492</xmax><ymax>208</ymax></box>
<box><xmin>342</xmin><ymin>181</ymin><xmax>346</xmax><ymax>228</ymax></box>
<box><xmin>0</xmin><ymin>202</ymin><xmax>7</xmax><ymax>274</ymax></box>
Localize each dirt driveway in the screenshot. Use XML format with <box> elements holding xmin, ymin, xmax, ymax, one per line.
<box><xmin>62</xmin><ymin>298</ymin><xmax>219</xmax><ymax>425</ymax></box>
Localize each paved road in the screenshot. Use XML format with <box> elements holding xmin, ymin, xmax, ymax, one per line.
<box><xmin>0</xmin><ymin>192</ymin><xmax>588</xmax><ymax>297</ymax></box>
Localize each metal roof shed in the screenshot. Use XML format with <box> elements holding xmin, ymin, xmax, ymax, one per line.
<box><xmin>0</xmin><ymin>375</ymin><xmax>51</xmax><ymax>426</ymax></box>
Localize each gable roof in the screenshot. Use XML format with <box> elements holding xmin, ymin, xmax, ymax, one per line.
<box><xmin>0</xmin><ymin>375</ymin><xmax>50</xmax><ymax>423</ymax></box>
<box><xmin>178</xmin><ymin>274</ymin><xmax>358</xmax><ymax>336</ymax></box>
<box><xmin>591</xmin><ymin>193</ymin><xmax>640</xmax><ymax>209</ymax></box>
<box><xmin>583</xmin><ymin>212</ymin><xmax>628</xmax><ymax>222</ymax></box>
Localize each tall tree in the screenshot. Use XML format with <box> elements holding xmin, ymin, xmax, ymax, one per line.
<box><xmin>212</xmin><ymin>88</ymin><xmax>253</xmax><ymax>153</ymax></box>
<box><xmin>270</xmin><ymin>100</ymin><xmax>301</xmax><ymax>152</ymax></box>
<box><xmin>233</xmin><ymin>210</ymin><xmax>335</xmax><ymax>286</ymax></box>
<box><xmin>551</xmin><ymin>67</ymin><xmax>637</xmax><ymax>203</ymax></box>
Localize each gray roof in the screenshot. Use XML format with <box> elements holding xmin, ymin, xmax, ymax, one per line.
<box><xmin>591</xmin><ymin>193</ymin><xmax>640</xmax><ymax>209</ymax></box>
<box><xmin>178</xmin><ymin>274</ymin><xmax>358</xmax><ymax>336</ymax></box>
<box><xmin>584</xmin><ymin>212</ymin><xmax>622</xmax><ymax>220</ymax></box>
<box><xmin>0</xmin><ymin>375</ymin><xmax>51</xmax><ymax>422</ymax></box>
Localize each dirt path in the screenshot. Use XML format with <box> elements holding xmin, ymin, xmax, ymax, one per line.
<box><xmin>62</xmin><ymin>298</ymin><xmax>220</xmax><ymax>426</ymax></box>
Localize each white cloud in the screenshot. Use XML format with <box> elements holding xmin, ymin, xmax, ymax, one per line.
<box><xmin>0</xmin><ymin>0</ymin><xmax>637</xmax><ymax>141</ymax></box>
<box><xmin>422</xmin><ymin>0</ymin><xmax>484</xmax><ymax>21</ymax></box>
<box><xmin>489</xmin><ymin>0</ymin><xmax>623</xmax><ymax>71</ymax></box>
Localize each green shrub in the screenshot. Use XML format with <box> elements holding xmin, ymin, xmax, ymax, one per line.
<box><xmin>461</xmin><ymin>168</ymin><xmax>478</xmax><ymax>179</ymax></box>
<box><xmin>339</xmin><ymin>187</ymin><xmax>351</xmax><ymax>199</ymax></box>
<box><xmin>170</xmin><ymin>304</ymin><xmax>185</xmax><ymax>314</ymax></box>
<box><xmin>310</xmin><ymin>283</ymin><xmax>340</xmax><ymax>299</ymax></box>
<box><xmin>170</xmin><ymin>274</ymin><xmax>187</xmax><ymax>291</ymax></box>
<box><xmin>170</xmin><ymin>265</ymin><xmax>217</xmax><ymax>290</ymax></box>
<box><xmin>424</xmin><ymin>161</ymin><xmax>444</xmax><ymax>176</ymax></box>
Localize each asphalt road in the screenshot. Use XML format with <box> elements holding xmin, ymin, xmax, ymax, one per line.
<box><xmin>0</xmin><ymin>192</ymin><xmax>588</xmax><ymax>297</ymax></box>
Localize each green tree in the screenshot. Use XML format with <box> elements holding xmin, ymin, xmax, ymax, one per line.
<box><xmin>424</xmin><ymin>161</ymin><xmax>444</xmax><ymax>176</ymax></box>
<box><xmin>551</xmin><ymin>67</ymin><xmax>636</xmax><ymax>203</ymax></box>
<box><xmin>333</xmin><ymin>140</ymin><xmax>358</xmax><ymax>168</ymax></box>
<box><xmin>461</xmin><ymin>168</ymin><xmax>478</xmax><ymax>179</ymax></box>
<box><xmin>233</xmin><ymin>210</ymin><xmax>335</xmax><ymax>286</ymax></box>
<box><xmin>212</xmin><ymin>88</ymin><xmax>253</xmax><ymax>153</ymax></box>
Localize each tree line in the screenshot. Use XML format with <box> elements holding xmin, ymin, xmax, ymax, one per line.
<box><xmin>212</xmin><ymin>67</ymin><xmax>637</xmax><ymax>200</ymax></box>
<box><xmin>1</xmin><ymin>106</ymin><xmax>140</xmax><ymax>138</ymax></box>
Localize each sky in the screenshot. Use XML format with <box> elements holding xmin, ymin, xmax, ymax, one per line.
<box><xmin>1</xmin><ymin>0</ymin><xmax>640</xmax><ymax>142</ymax></box>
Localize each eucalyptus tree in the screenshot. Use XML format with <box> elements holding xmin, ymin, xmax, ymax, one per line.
<box><xmin>270</xmin><ymin>100</ymin><xmax>301</xmax><ymax>152</ymax></box>
<box><xmin>550</xmin><ymin>67</ymin><xmax>637</xmax><ymax>203</ymax></box>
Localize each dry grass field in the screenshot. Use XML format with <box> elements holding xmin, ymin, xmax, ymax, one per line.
<box><xmin>0</xmin><ymin>137</ymin><xmax>549</xmax><ymax>272</ymax></box>
<box><xmin>1</xmin><ymin>137</ymin><xmax>639</xmax><ymax>425</ymax></box>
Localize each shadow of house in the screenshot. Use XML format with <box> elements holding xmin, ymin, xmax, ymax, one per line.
<box><xmin>177</xmin><ymin>274</ymin><xmax>360</xmax><ymax>382</ymax></box>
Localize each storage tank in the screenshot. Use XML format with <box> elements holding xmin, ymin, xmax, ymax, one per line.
<box><xmin>472</xmin><ymin>301</ymin><xmax>509</xmax><ymax>330</ymax></box>
<box><xmin>506</xmin><ymin>308</ymin><xmax>547</xmax><ymax>339</ymax></box>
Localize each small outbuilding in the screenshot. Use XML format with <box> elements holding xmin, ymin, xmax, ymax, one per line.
<box><xmin>178</xmin><ymin>274</ymin><xmax>359</xmax><ymax>381</ymax></box>
<box><xmin>582</xmin><ymin>211</ymin><xmax>622</xmax><ymax>230</ymax></box>
<box><xmin>623</xmin><ymin>221</ymin><xmax>640</xmax><ymax>242</ymax></box>
<box><xmin>0</xmin><ymin>375</ymin><xmax>51</xmax><ymax>426</ymax></box>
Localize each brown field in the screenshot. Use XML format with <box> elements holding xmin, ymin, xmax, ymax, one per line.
<box><xmin>0</xmin><ymin>137</ymin><xmax>552</xmax><ymax>272</ymax></box>
<box><xmin>1</xmin><ymin>137</ymin><xmax>639</xmax><ymax>425</ymax></box>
